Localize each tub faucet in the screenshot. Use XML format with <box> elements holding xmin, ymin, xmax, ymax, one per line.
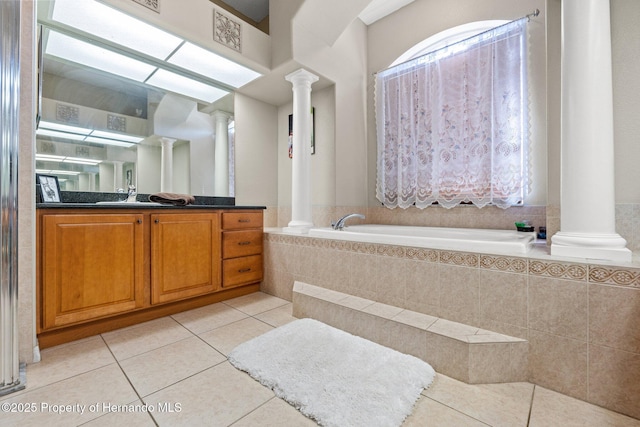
<box><xmin>332</xmin><ymin>213</ymin><xmax>365</xmax><ymax>230</ymax></box>
<box><xmin>126</xmin><ymin>185</ymin><xmax>137</xmax><ymax>203</ymax></box>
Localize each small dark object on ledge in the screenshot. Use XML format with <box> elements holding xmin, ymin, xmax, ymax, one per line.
<box><xmin>517</xmin><ymin>226</ymin><xmax>535</xmax><ymax>232</ymax></box>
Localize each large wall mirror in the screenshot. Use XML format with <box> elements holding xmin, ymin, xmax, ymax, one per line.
<box><xmin>35</xmin><ymin>0</ymin><xmax>262</xmax><ymax>197</ymax></box>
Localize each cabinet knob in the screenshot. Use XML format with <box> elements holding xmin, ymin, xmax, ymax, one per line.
<box><xmin>154</xmin><ymin>219</ymin><xmax>159</xmax><ymax>224</ymax></box>
<box><xmin>137</xmin><ymin>219</ymin><xmax>142</xmax><ymax>224</ymax></box>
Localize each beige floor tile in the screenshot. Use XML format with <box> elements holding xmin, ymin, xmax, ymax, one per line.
<box><xmin>529</xmin><ymin>386</ymin><xmax>640</xmax><ymax>427</ymax></box>
<box><xmin>253</xmin><ymin>303</ymin><xmax>297</xmax><ymax>327</ymax></box>
<box><xmin>18</xmin><ymin>335</ymin><xmax>114</xmax><ymax>393</ymax></box>
<box><xmin>81</xmin><ymin>400</ymin><xmax>156</xmax><ymax>426</ymax></box>
<box><xmin>403</xmin><ymin>396</ymin><xmax>489</xmax><ymax>426</ymax></box>
<box><xmin>144</xmin><ymin>362</ymin><xmax>274</xmax><ymax>427</ymax></box>
<box><xmin>423</xmin><ymin>374</ymin><xmax>533</xmax><ymax>427</ymax></box>
<box><xmin>223</xmin><ymin>292</ymin><xmax>289</xmax><ymax>316</ymax></box>
<box><xmin>199</xmin><ymin>317</ymin><xmax>274</xmax><ymax>356</ymax></box>
<box><xmin>120</xmin><ymin>336</ymin><xmax>226</xmax><ymax>397</ymax></box>
<box><xmin>102</xmin><ymin>316</ymin><xmax>193</xmax><ymax>360</ymax></box>
<box><xmin>232</xmin><ymin>397</ymin><xmax>318</xmax><ymax>426</ymax></box>
<box><xmin>171</xmin><ymin>302</ymin><xmax>249</xmax><ymax>335</ymax></box>
<box><xmin>0</xmin><ymin>364</ymin><xmax>138</xmax><ymax>427</ymax></box>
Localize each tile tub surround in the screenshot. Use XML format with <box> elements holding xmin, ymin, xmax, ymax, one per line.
<box><xmin>263</xmin><ymin>231</ymin><xmax>640</xmax><ymax>420</ymax></box>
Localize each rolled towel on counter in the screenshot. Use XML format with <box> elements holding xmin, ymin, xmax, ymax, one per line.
<box><xmin>148</xmin><ymin>192</ymin><xmax>196</xmax><ymax>206</ymax></box>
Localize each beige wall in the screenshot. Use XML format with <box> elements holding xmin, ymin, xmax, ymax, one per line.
<box><xmin>612</xmin><ymin>0</ymin><xmax>640</xmax><ymax>204</ymax></box>
<box><xmin>234</xmin><ymin>93</ymin><xmax>278</xmax><ymax>207</ymax></box>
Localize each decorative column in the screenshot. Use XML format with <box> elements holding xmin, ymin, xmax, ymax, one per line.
<box><xmin>113</xmin><ymin>161</ymin><xmax>124</xmax><ymax>190</ymax></box>
<box><xmin>284</xmin><ymin>69</ymin><xmax>319</xmax><ymax>234</ymax></box>
<box><xmin>551</xmin><ymin>0</ymin><xmax>631</xmax><ymax>262</ymax></box>
<box><xmin>160</xmin><ymin>137</ymin><xmax>175</xmax><ymax>192</ymax></box>
<box><xmin>213</xmin><ymin>111</ymin><xmax>231</xmax><ymax>196</ymax></box>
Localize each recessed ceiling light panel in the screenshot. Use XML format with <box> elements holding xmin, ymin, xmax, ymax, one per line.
<box><xmin>52</xmin><ymin>0</ymin><xmax>183</xmax><ymax>60</ymax></box>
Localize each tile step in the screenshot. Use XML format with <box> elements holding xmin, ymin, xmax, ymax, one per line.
<box><xmin>292</xmin><ymin>281</ymin><xmax>528</xmax><ymax>384</ymax></box>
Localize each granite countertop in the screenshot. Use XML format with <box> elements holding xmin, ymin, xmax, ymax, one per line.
<box><xmin>36</xmin><ymin>203</ymin><xmax>266</xmax><ymax>210</ymax></box>
<box><xmin>36</xmin><ymin>191</ymin><xmax>265</xmax><ymax>210</ymax></box>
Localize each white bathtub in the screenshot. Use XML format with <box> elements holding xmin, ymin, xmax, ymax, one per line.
<box><xmin>308</xmin><ymin>224</ymin><xmax>536</xmax><ymax>255</ymax></box>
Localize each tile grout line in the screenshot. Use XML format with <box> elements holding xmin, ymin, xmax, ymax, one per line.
<box><xmin>98</xmin><ymin>334</ymin><xmax>160</xmax><ymax>426</ymax></box>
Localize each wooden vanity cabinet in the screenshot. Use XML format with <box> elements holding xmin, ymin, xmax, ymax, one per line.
<box><xmin>37</xmin><ymin>207</ymin><xmax>263</xmax><ymax>347</ymax></box>
<box><xmin>221</xmin><ymin>211</ymin><xmax>263</xmax><ymax>288</ymax></box>
<box><xmin>40</xmin><ymin>213</ymin><xmax>146</xmax><ymax>329</ymax></box>
<box><xmin>150</xmin><ymin>212</ymin><xmax>221</xmax><ymax>304</ymax></box>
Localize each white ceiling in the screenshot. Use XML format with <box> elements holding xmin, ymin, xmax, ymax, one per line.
<box><xmin>219</xmin><ymin>0</ymin><xmax>415</xmax><ymax>25</ymax></box>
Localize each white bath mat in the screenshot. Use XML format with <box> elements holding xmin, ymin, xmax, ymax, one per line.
<box><xmin>228</xmin><ymin>318</ymin><xmax>435</xmax><ymax>427</ymax></box>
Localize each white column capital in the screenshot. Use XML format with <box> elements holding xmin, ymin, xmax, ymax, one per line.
<box><xmin>285</xmin><ymin>69</ymin><xmax>319</xmax><ymax>89</ymax></box>
<box><xmin>212</xmin><ymin>110</ymin><xmax>232</xmax><ymax>122</ymax></box>
<box><xmin>159</xmin><ymin>137</ymin><xmax>176</xmax><ymax>149</ymax></box>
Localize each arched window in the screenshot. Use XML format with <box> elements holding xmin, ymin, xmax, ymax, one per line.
<box><xmin>375</xmin><ymin>19</ymin><xmax>529</xmax><ymax>209</ymax></box>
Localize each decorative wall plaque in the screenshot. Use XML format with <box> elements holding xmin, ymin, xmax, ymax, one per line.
<box><xmin>107</xmin><ymin>114</ymin><xmax>127</xmax><ymax>132</ymax></box>
<box><xmin>131</xmin><ymin>0</ymin><xmax>160</xmax><ymax>13</ymax></box>
<box><xmin>40</xmin><ymin>141</ymin><xmax>56</xmax><ymax>154</ymax></box>
<box><xmin>75</xmin><ymin>146</ymin><xmax>90</xmax><ymax>157</ymax></box>
<box><xmin>214</xmin><ymin>10</ymin><xmax>241</xmax><ymax>52</ymax></box>
<box><xmin>56</xmin><ymin>104</ymin><xmax>79</xmax><ymax>124</ymax></box>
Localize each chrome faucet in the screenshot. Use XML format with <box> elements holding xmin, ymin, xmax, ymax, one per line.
<box><xmin>126</xmin><ymin>184</ymin><xmax>137</xmax><ymax>203</ymax></box>
<box><xmin>331</xmin><ymin>213</ymin><xmax>365</xmax><ymax>230</ymax></box>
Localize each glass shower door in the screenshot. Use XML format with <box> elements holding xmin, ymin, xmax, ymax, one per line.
<box><xmin>0</xmin><ymin>0</ymin><xmax>25</xmax><ymax>396</ymax></box>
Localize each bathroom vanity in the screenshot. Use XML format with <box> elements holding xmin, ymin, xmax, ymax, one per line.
<box><xmin>35</xmin><ymin>204</ymin><xmax>264</xmax><ymax>348</ymax></box>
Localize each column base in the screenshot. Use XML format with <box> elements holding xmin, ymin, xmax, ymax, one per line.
<box><xmin>283</xmin><ymin>220</ymin><xmax>314</xmax><ymax>235</ymax></box>
<box><xmin>551</xmin><ymin>232</ymin><xmax>632</xmax><ymax>262</ymax></box>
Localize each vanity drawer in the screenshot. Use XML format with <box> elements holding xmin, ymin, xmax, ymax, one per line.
<box><xmin>222</xmin><ymin>211</ymin><xmax>262</xmax><ymax>230</ymax></box>
<box><xmin>223</xmin><ymin>230</ymin><xmax>263</xmax><ymax>259</ymax></box>
<box><xmin>223</xmin><ymin>255</ymin><xmax>263</xmax><ymax>288</ymax></box>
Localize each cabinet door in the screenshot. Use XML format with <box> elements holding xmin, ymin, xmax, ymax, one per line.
<box><xmin>151</xmin><ymin>213</ymin><xmax>221</xmax><ymax>304</ymax></box>
<box><xmin>41</xmin><ymin>214</ymin><xmax>145</xmax><ymax>329</ymax></box>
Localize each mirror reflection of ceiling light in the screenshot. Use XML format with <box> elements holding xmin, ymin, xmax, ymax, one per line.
<box><xmin>167</xmin><ymin>42</ymin><xmax>262</xmax><ymax>88</ymax></box>
<box><xmin>37</xmin><ymin>120</ymin><xmax>143</xmax><ymax>148</ymax></box>
<box><xmin>44</xmin><ymin>0</ymin><xmax>262</xmax><ymax>103</ymax></box>
<box><xmin>90</xmin><ymin>130</ymin><xmax>145</xmax><ymax>143</ymax></box>
<box><xmin>36</xmin><ymin>154</ymin><xmax>102</xmax><ymax>166</ymax></box>
<box><xmin>46</xmin><ymin>31</ymin><xmax>157</xmax><ymax>82</ymax></box>
<box><xmin>36</xmin><ymin>169</ymin><xmax>82</xmax><ymax>176</ymax></box>
<box><xmin>146</xmin><ymin>69</ymin><xmax>230</xmax><ymax>104</ymax></box>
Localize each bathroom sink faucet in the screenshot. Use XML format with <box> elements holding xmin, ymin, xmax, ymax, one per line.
<box><xmin>126</xmin><ymin>185</ymin><xmax>137</xmax><ymax>203</ymax></box>
<box><xmin>332</xmin><ymin>213</ymin><xmax>365</xmax><ymax>230</ymax></box>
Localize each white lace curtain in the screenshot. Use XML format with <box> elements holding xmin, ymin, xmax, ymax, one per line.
<box><xmin>375</xmin><ymin>19</ymin><xmax>529</xmax><ymax>209</ymax></box>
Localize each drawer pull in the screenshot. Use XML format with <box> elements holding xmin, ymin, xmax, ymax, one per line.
<box><xmin>238</xmin><ymin>219</ymin><xmax>251</xmax><ymax>223</ymax></box>
<box><xmin>238</xmin><ymin>268</ymin><xmax>252</xmax><ymax>273</ymax></box>
<box><xmin>238</xmin><ymin>241</ymin><xmax>252</xmax><ymax>246</ymax></box>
